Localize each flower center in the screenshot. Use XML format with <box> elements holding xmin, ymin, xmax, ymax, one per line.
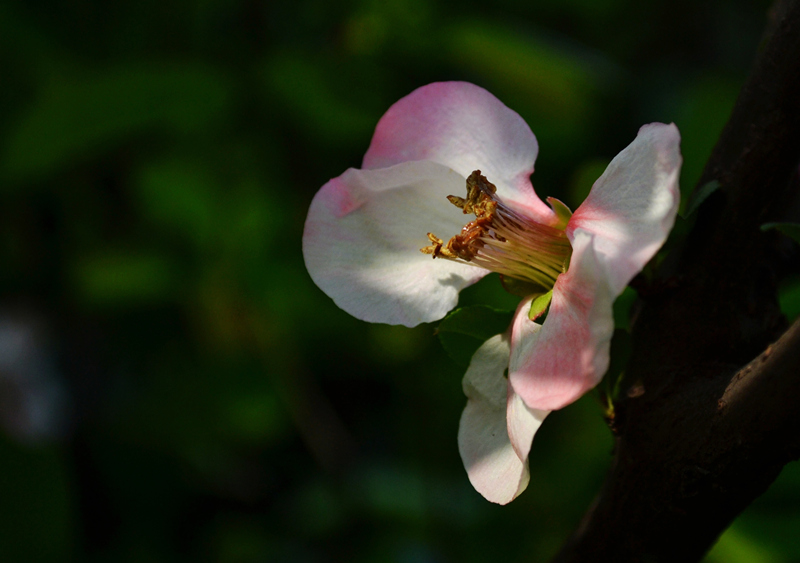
<box><xmin>421</xmin><ymin>170</ymin><xmax>573</xmax><ymax>293</ymax></box>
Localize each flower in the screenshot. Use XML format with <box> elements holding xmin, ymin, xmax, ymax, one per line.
<box><xmin>303</xmin><ymin>82</ymin><xmax>681</xmax><ymax>504</ymax></box>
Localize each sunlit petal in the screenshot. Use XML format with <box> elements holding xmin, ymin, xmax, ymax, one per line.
<box><xmin>304</xmin><ymin>160</ymin><xmax>489</xmax><ymax>326</ymax></box>
<box><xmin>363</xmin><ymin>82</ymin><xmax>555</xmax><ymax>224</ymax></box>
<box><xmin>569</xmin><ymin>123</ymin><xmax>681</xmax><ymax>294</ymax></box>
<box><xmin>459</xmin><ymin>334</ymin><xmax>548</xmax><ymax>504</ymax></box>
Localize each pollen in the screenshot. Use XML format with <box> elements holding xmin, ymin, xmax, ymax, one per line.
<box><xmin>421</xmin><ymin>170</ymin><xmax>572</xmax><ymax>292</ymax></box>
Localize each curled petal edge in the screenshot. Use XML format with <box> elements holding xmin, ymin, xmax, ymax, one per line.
<box><xmin>459</xmin><ymin>333</ymin><xmax>549</xmax><ymax>504</ymax></box>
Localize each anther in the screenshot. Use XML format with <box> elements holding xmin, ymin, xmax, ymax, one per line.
<box><xmin>421</xmin><ymin>170</ymin><xmax>572</xmax><ymax>291</ymax></box>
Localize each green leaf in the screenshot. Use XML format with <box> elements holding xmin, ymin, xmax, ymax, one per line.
<box><xmin>2</xmin><ymin>63</ymin><xmax>230</xmax><ymax>183</ymax></box>
<box><xmin>613</xmin><ymin>286</ymin><xmax>638</xmax><ymax>331</ymax></box>
<box><xmin>778</xmin><ymin>276</ymin><xmax>800</xmax><ymax>322</ymax></box>
<box><xmin>445</xmin><ymin>20</ymin><xmax>606</xmax><ymax>121</ymax></box>
<box><xmin>262</xmin><ymin>51</ymin><xmax>379</xmax><ymax>145</ymax></box>
<box><xmin>528</xmin><ymin>290</ymin><xmax>553</xmax><ymax>321</ymax></box>
<box><xmin>761</xmin><ymin>222</ymin><xmax>800</xmax><ymax>245</ymax></box>
<box><xmin>683</xmin><ymin>180</ymin><xmax>720</xmax><ymax>218</ymax></box>
<box><xmin>437</xmin><ymin>306</ymin><xmax>514</xmax><ymax>367</ymax></box>
<box><xmin>72</xmin><ymin>250</ymin><xmax>178</xmax><ymax>307</ymax></box>
<box><xmin>136</xmin><ymin>159</ymin><xmax>218</xmax><ymax>249</ymax></box>
<box><xmin>705</xmin><ymin>522</ymin><xmax>784</xmax><ymax>563</ymax></box>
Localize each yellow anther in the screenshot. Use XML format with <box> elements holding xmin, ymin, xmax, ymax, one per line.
<box><xmin>420</xmin><ymin>170</ymin><xmax>572</xmax><ymax>291</ymax></box>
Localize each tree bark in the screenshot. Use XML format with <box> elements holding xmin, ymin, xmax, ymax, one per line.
<box><xmin>553</xmin><ymin>1</ymin><xmax>800</xmax><ymax>560</ymax></box>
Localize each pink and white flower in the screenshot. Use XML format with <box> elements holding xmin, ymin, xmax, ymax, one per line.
<box><xmin>303</xmin><ymin>82</ymin><xmax>681</xmax><ymax>504</ymax></box>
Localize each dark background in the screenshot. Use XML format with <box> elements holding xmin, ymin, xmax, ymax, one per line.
<box><xmin>1</xmin><ymin>0</ymin><xmax>799</xmax><ymax>561</ymax></box>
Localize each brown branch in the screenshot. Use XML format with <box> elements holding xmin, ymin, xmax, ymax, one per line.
<box><xmin>553</xmin><ymin>0</ymin><xmax>800</xmax><ymax>560</ymax></box>
<box><xmin>718</xmin><ymin>319</ymin><xmax>800</xmax><ymax>454</ymax></box>
<box><xmin>555</xmin><ymin>320</ymin><xmax>800</xmax><ymax>562</ymax></box>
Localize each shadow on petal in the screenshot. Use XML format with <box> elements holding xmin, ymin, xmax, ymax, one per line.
<box><xmin>458</xmin><ymin>333</ymin><xmax>549</xmax><ymax>504</ymax></box>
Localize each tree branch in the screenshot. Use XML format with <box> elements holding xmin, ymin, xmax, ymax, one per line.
<box><xmin>720</xmin><ymin>318</ymin><xmax>800</xmax><ymax>452</ymax></box>
<box><xmin>553</xmin><ymin>0</ymin><xmax>800</xmax><ymax>560</ymax></box>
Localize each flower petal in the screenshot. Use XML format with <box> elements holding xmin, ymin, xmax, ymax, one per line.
<box><xmin>303</xmin><ymin>160</ymin><xmax>488</xmax><ymax>326</ymax></box>
<box><xmin>509</xmin><ymin>230</ymin><xmax>616</xmax><ymax>411</ymax></box>
<box><xmin>363</xmin><ymin>82</ymin><xmax>555</xmax><ymax>224</ymax></box>
<box><xmin>569</xmin><ymin>123</ymin><xmax>681</xmax><ymax>294</ymax></box>
<box><xmin>459</xmin><ymin>333</ymin><xmax>549</xmax><ymax>504</ymax></box>
<box><xmin>507</xmin><ymin>386</ymin><xmax>548</xmax><ymax>465</ymax></box>
<box><xmin>511</xmin><ymin>124</ymin><xmax>680</xmax><ymax>411</ymax></box>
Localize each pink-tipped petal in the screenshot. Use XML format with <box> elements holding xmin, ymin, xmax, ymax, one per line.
<box><xmin>511</xmin><ymin>124</ymin><xmax>681</xmax><ymax>411</ymax></box>
<box><xmin>509</xmin><ymin>231</ymin><xmax>616</xmax><ymax>411</ymax></box>
<box><xmin>363</xmin><ymin>82</ymin><xmax>555</xmax><ymax>224</ymax></box>
<box><xmin>569</xmin><ymin>123</ymin><xmax>682</xmax><ymax>294</ymax></box>
<box><xmin>458</xmin><ymin>334</ymin><xmax>548</xmax><ymax>505</ymax></box>
<box><xmin>303</xmin><ymin>160</ymin><xmax>488</xmax><ymax>327</ymax></box>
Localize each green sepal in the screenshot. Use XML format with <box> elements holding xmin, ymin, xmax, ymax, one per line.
<box><xmin>683</xmin><ymin>180</ymin><xmax>720</xmax><ymax>218</ymax></box>
<box><xmin>499</xmin><ymin>275</ymin><xmax>548</xmax><ymax>297</ymax></box>
<box><xmin>761</xmin><ymin>222</ymin><xmax>800</xmax><ymax>245</ymax></box>
<box><xmin>528</xmin><ymin>290</ymin><xmax>554</xmax><ymax>322</ymax></box>
<box><xmin>437</xmin><ymin>305</ymin><xmax>514</xmax><ymax>367</ymax></box>
<box><xmin>547</xmin><ymin>197</ymin><xmax>573</xmax><ymax>229</ymax></box>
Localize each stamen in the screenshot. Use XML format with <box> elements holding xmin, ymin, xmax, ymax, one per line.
<box><xmin>421</xmin><ymin>170</ymin><xmax>572</xmax><ymax>291</ymax></box>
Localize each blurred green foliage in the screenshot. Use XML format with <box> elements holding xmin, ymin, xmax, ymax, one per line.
<box><xmin>0</xmin><ymin>0</ymin><xmax>798</xmax><ymax>562</ymax></box>
<box><xmin>437</xmin><ymin>306</ymin><xmax>515</xmax><ymax>366</ymax></box>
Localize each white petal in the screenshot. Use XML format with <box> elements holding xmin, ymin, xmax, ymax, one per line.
<box><xmin>461</xmin><ymin>334</ymin><xmax>511</xmax><ymax>409</ymax></box>
<box><xmin>569</xmin><ymin>123</ymin><xmax>682</xmax><ymax>294</ymax></box>
<box><xmin>459</xmin><ymin>334</ymin><xmax>549</xmax><ymax>505</ymax></box>
<box><xmin>303</xmin><ymin>160</ymin><xmax>488</xmax><ymax>326</ymax></box>
<box><xmin>362</xmin><ymin>82</ymin><xmax>555</xmax><ymax>224</ymax></box>
<box><xmin>510</xmin><ymin>231</ymin><xmax>615</xmax><ymax>411</ymax></box>
<box><xmin>507</xmin><ymin>389</ymin><xmax>548</xmax><ymax>464</ymax></box>
<box><xmin>510</xmin><ymin>125</ymin><xmax>681</xmax><ymax>411</ymax></box>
